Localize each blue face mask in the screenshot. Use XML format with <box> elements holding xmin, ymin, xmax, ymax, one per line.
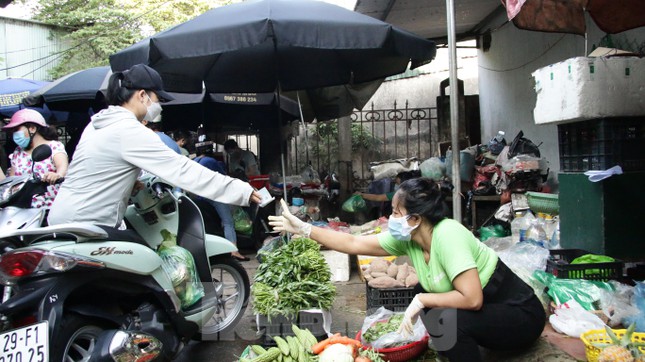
<box><xmin>13</xmin><ymin>130</ymin><xmax>31</xmax><ymax>149</ymax></box>
<box><xmin>388</xmin><ymin>214</ymin><xmax>418</xmax><ymax>241</ymax></box>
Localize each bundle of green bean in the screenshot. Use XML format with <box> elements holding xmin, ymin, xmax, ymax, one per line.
<box><xmin>252</xmin><ymin>237</ymin><xmax>336</xmax><ymax>318</ymax></box>
<box><xmin>241</xmin><ymin>325</ymin><xmax>319</xmax><ymax>362</ymax></box>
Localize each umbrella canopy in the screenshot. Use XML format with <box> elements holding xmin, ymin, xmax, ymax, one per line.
<box><xmin>23</xmin><ymin>66</ymin><xmax>112</xmax><ymax>112</ymax></box>
<box><xmin>0</xmin><ymin>78</ymin><xmax>50</xmax><ymax>116</ymax></box>
<box><xmin>109</xmin><ymin>0</ymin><xmax>436</xmax><ymax>94</ymax></box>
<box><xmin>503</xmin><ymin>0</ymin><xmax>645</xmax><ymax>35</ymax></box>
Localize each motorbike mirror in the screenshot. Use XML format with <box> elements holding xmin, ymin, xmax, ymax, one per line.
<box><xmin>31</xmin><ymin>144</ymin><xmax>52</xmax><ymax>163</ymax></box>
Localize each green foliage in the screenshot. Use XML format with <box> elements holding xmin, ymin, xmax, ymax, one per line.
<box><xmin>27</xmin><ymin>0</ymin><xmax>236</xmax><ymax>78</ymax></box>
<box><xmin>311</xmin><ymin>121</ymin><xmax>381</xmax><ymax>154</ymax></box>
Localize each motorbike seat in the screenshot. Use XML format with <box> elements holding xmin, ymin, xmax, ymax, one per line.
<box><xmin>97</xmin><ymin>226</ymin><xmax>148</xmax><ymax>246</ymax></box>
<box><xmin>0</xmin><ymin>223</ymin><xmax>108</xmax><ymax>243</ymax></box>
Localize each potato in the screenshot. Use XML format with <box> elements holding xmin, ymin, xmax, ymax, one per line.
<box><xmin>408</xmin><ymin>264</ymin><xmax>417</xmax><ymax>275</ymax></box>
<box><xmin>387</xmin><ymin>263</ymin><xmax>399</xmax><ymax>278</ymax></box>
<box><xmin>368</xmin><ymin>276</ymin><xmax>405</xmax><ymax>288</ymax></box>
<box><xmin>405</xmin><ymin>273</ymin><xmax>419</xmax><ymax>287</ymax></box>
<box><xmin>370</xmin><ymin>259</ymin><xmax>390</xmax><ymax>273</ymax></box>
<box><xmin>396</xmin><ymin>262</ymin><xmax>409</xmax><ymax>283</ymax></box>
<box><xmin>364</xmin><ymin>274</ymin><xmax>373</xmax><ymax>282</ymax></box>
<box><xmin>371</xmin><ymin>271</ymin><xmax>387</xmax><ymax>278</ymax></box>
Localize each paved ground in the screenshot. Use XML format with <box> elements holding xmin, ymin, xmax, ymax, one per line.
<box><xmin>175</xmin><ymin>252</ymin><xmax>583</xmax><ymax>362</ymax></box>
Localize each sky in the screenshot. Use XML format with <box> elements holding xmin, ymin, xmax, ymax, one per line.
<box><xmin>0</xmin><ymin>0</ymin><xmax>358</xmax><ymax>19</ymax></box>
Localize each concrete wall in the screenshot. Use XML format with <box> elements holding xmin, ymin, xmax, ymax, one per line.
<box><xmin>366</xmin><ymin>43</ymin><xmax>479</xmax><ymax>109</ymax></box>
<box><xmin>477</xmin><ymin>12</ymin><xmax>645</xmax><ymax>187</ymax></box>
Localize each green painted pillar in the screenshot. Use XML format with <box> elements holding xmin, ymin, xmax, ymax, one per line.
<box><xmin>559</xmin><ymin>172</ymin><xmax>645</xmax><ymax>260</ymax></box>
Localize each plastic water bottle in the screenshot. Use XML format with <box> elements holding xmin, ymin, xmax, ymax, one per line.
<box><xmin>518</xmin><ymin>211</ymin><xmax>535</xmax><ymax>243</ymax></box>
<box><xmin>511</xmin><ymin>212</ymin><xmax>524</xmax><ymax>244</ymax></box>
<box><xmin>549</xmin><ymin>216</ymin><xmax>561</xmax><ymax>249</ymax></box>
<box><xmin>525</xmin><ymin>218</ymin><xmax>547</xmax><ymax>247</ymax></box>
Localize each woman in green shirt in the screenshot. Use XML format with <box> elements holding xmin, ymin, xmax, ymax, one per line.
<box><xmin>269</xmin><ymin>177</ymin><xmax>545</xmax><ymax>361</ymax></box>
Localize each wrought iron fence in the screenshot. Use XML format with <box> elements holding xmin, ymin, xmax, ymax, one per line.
<box><xmin>288</xmin><ymin>101</ymin><xmax>438</xmax><ymax>190</ymax></box>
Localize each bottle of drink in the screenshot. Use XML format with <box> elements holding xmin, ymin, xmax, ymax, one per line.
<box><xmin>511</xmin><ymin>211</ymin><xmax>525</xmax><ymax>244</ymax></box>
<box><xmin>548</xmin><ymin>216</ymin><xmax>561</xmax><ymax>249</ymax></box>
<box><xmin>525</xmin><ymin>218</ymin><xmax>547</xmax><ymax>247</ymax></box>
<box><xmin>519</xmin><ymin>211</ymin><xmax>535</xmax><ymax>243</ymax></box>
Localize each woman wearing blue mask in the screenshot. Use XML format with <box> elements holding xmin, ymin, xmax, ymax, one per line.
<box><xmin>3</xmin><ymin>109</ymin><xmax>69</xmax><ymax>208</ymax></box>
<box><xmin>269</xmin><ymin>177</ymin><xmax>545</xmax><ymax>362</ymax></box>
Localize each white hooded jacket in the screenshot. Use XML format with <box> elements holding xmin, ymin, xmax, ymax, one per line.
<box><xmin>48</xmin><ymin>106</ymin><xmax>253</xmax><ymax>227</ymax></box>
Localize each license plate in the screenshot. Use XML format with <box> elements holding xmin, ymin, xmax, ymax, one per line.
<box><xmin>0</xmin><ymin>321</ymin><xmax>48</xmax><ymax>362</ymax></box>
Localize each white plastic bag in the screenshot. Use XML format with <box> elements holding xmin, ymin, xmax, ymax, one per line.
<box><xmin>360</xmin><ymin>307</ymin><xmax>426</xmax><ymax>349</ymax></box>
<box><xmin>549</xmin><ymin>299</ymin><xmax>606</xmax><ymax>337</ymax></box>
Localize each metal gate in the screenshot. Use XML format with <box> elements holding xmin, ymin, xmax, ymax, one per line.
<box><xmin>288</xmin><ymin>101</ymin><xmax>438</xmax><ymax>190</ymax></box>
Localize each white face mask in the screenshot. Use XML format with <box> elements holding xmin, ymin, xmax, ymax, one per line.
<box><xmin>387</xmin><ymin>214</ymin><xmax>418</xmax><ymax>241</ymax></box>
<box><xmin>144</xmin><ymin>94</ymin><xmax>162</xmax><ymax>122</ymax></box>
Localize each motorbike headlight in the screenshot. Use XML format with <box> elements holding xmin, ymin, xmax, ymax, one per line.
<box><xmin>0</xmin><ymin>181</ymin><xmax>25</xmax><ymax>203</ymax></box>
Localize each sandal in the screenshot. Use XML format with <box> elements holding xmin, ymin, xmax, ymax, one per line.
<box><xmin>232</xmin><ymin>254</ymin><xmax>250</xmax><ymax>262</ymax></box>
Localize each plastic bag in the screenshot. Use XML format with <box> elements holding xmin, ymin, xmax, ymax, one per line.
<box><xmin>420</xmin><ymin>157</ymin><xmax>445</xmax><ymax>181</ymax></box>
<box><xmin>549</xmin><ymin>299</ymin><xmax>606</xmax><ymax>337</ymax></box>
<box><xmin>625</xmin><ymin>282</ymin><xmax>645</xmax><ymax>332</ymax></box>
<box><xmin>360</xmin><ymin>307</ymin><xmax>426</xmax><ymax>349</ymax></box>
<box><xmin>232</xmin><ymin>206</ymin><xmax>253</xmax><ymax>235</ymax></box>
<box><xmin>341</xmin><ymin>194</ymin><xmax>367</xmax><ymax>213</ymax></box>
<box><xmin>483</xmin><ymin>236</ymin><xmax>514</xmax><ymax>252</ymax></box>
<box><xmin>533</xmin><ymin>270</ymin><xmax>613</xmax><ymax>310</ymax></box>
<box><xmin>478</xmin><ymin>224</ymin><xmax>508</xmax><ymax>242</ymax></box>
<box><xmin>158</xmin><ymin>230</ymin><xmax>205</xmax><ymax>309</ymax></box>
<box><xmin>497</xmin><ymin>242</ymin><xmax>550</xmax><ymax>308</ymax></box>
<box><xmin>599</xmin><ymin>281</ymin><xmax>640</xmax><ymax>327</ymax></box>
<box><xmin>256</xmin><ymin>235</ymin><xmax>285</xmax><ymax>263</ymax></box>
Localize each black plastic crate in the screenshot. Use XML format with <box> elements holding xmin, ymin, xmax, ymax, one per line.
<box><xmin>558</xmin><ymin>117</ymin><xmax>645</xmax><ymax>172</ymax></box>
<box><xmin>546</xmin><ymin>248</ymin><xmax>623</xmax><ymax>281</ymax></box>
<box><xmin>257</xmin><ymin>310</ymin><xmax>327</xmax><ymax>346</ymax></box>
<box><xmin>365</xmin><ymin>283</ymin><xmax>416</xmax><ymax>313</ymax></box>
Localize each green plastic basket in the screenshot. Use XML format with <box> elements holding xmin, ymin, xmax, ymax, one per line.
<box><xmin>525</xmin><ymin>191</ymin><xmax>559</xmax><ymax>215</ymax></box>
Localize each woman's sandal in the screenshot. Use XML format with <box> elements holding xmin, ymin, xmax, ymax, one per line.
<box><xmin>232</xmin><ymin>254</ymin><xmax>250</xmax><ymax>262</ymax></box>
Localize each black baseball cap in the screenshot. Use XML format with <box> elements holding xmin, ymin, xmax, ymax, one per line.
<box><xmin>121</xmin><ymin>64</ymin><xmax>174</xmax><ymax>102</ymax></box>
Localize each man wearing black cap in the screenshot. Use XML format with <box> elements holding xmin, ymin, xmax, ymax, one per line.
<box><xmin>48</xmin><ymin>64</ymin><xmax>261</xmax><ymax>228</ymax></box>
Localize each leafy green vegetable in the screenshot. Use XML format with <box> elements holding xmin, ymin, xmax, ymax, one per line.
<box><xmin>362</xmin><ymin>314</ymin><xmax>404</xmax><ymax>344</ymax></box>
<box><xmin>252</xmin><ymin>237</ymin><xmax>336</xmax><ymax>318</ymax></box>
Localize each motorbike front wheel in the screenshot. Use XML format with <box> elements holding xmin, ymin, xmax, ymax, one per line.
<box><xmin>197</xmin><ymin>255</ymin><xmax>250</xmax><ymax>339</ymax></box>
<box><xmin>50</xmin><ymin>314</ymin><xmax>104</xmax><ymax>362</ymax></box>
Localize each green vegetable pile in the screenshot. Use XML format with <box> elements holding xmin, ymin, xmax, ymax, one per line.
<box><xmin>252</xmin><ymin>237</ymin><xmax>336</xmax><ymax>318</ymax></box>
<box><xmin>362</xmin><ymin>314</ymin><xmax>404</xmax><ymax>344</ymax></box>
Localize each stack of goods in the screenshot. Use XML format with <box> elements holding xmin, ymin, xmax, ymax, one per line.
<box><xmin>363</xmin><ymin>259</ymin><xmax>418</xmax><ymax>288</ymax></box>
<box><xmin>252</xmin><ymin>237</ymin><xmax>336</xmax><ymax>318</ymax></box>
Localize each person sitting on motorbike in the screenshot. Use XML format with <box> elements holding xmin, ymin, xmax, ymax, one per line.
<box><xmin>48</xmin><ymin>64</ymin><xmax>261</xmax><ymax>229</ymax></box>
<box><xmin>193</xmin><ymin>138</ymin><xmax>250</xmax><ymax>261</ymax></box>
<box><xmin>3</xmin><ymin>108</ymin><xmax>69</xmax><ymax>209</ymax></box>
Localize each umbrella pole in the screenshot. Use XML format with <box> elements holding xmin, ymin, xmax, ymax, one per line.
<box><xmin>446</xmin><ymin>0</ymin><xmax>462</xmax><ymax>222</ymax></box>
<box><xmin>296</xmin><ymin>91</ymin><xmax>310</xmax><ymax>165</ymax></box>
<box><xmin>275</xmin><ymin>89</ymin><xmax>289</xmax><ymax>201</ymax></box>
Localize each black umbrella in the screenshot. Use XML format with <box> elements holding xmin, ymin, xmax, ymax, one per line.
<box><xmin>23</xmin><ymin>66</ymin><xmax>111</xmax><ymax>112</ymax></box>
<box><xmin>110</xmin><ymin>0</ymin><xmax>436</xmax><ymax>196</ymax></box>
<box><xmin>109</xmin><ymin>0</ymin><xmax>436</xmax><ymax>94</ymax></box>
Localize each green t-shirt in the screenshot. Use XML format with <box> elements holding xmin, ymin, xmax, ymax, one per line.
<box><xmin>378</xmin><ymin>218</ymin><xmax>498</xmax><ymax>293</ymax></box>
<box><xmin>385</xmin><ymin>191</ymin><xmax>395</xmax><ymax>200</ymax></box>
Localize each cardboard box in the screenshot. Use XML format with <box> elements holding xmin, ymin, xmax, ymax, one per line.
<box><xmin>532</xmin><ymin>56</ymin><xmax>645</xmax><ymax>125</ymax></box>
